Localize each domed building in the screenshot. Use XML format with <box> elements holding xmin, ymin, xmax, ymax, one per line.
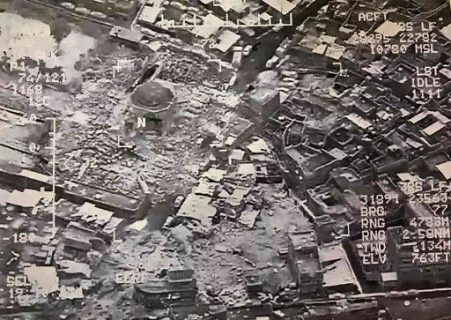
<box><xmin>125</xmin><ymin>80</ymin><xmax>175</xmax><ymax>135</ymax></box>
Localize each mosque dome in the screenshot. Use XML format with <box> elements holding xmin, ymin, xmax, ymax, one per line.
<box><xmin>131</xmin><ymin>81</ymin><xmax>174</xmax><ymax>111</ymax></box>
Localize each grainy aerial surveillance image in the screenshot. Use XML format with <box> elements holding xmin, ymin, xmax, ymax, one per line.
<box><xmin>0</xmin><ymin>0</ymin><xmax>451</xmax><ymax>319</ymax></box>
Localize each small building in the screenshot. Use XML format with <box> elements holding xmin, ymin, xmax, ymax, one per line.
<box><xmin>240</xmin><ymin>87</ymin><xmax>280</xmax><ymax>125</ymax></box>
<box><xmin>245</xmin><ymin>274</ymin><xmax>264</xmax><ymax>296</ymax></box>
<box><xmin>319</xmin><ymin>243</ymin><xmax>360</xmax><ymax>294</ymax></box>
<box><xmin>109</xmin><ymin>26</ymin><xmax>143</xmax><ymax>49</ymax></box>
<box><xmin>262</xmin><ymin>0</ymin><xmax>303</xmax><ymax>15</ymax></box>
<box><xmin>134</xmin><ymin>269</ymin><xmax>197</xmax><ymax>308</ymax></box>
<box><xmin>287</xmin><ymin>230</ymin><xmax>323</xmax><ymax>296</ymax></box>
<box><xmin>386</xmin><ymin>226</ymin><xmax>451</xmax><ymax>289</ymax></box>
